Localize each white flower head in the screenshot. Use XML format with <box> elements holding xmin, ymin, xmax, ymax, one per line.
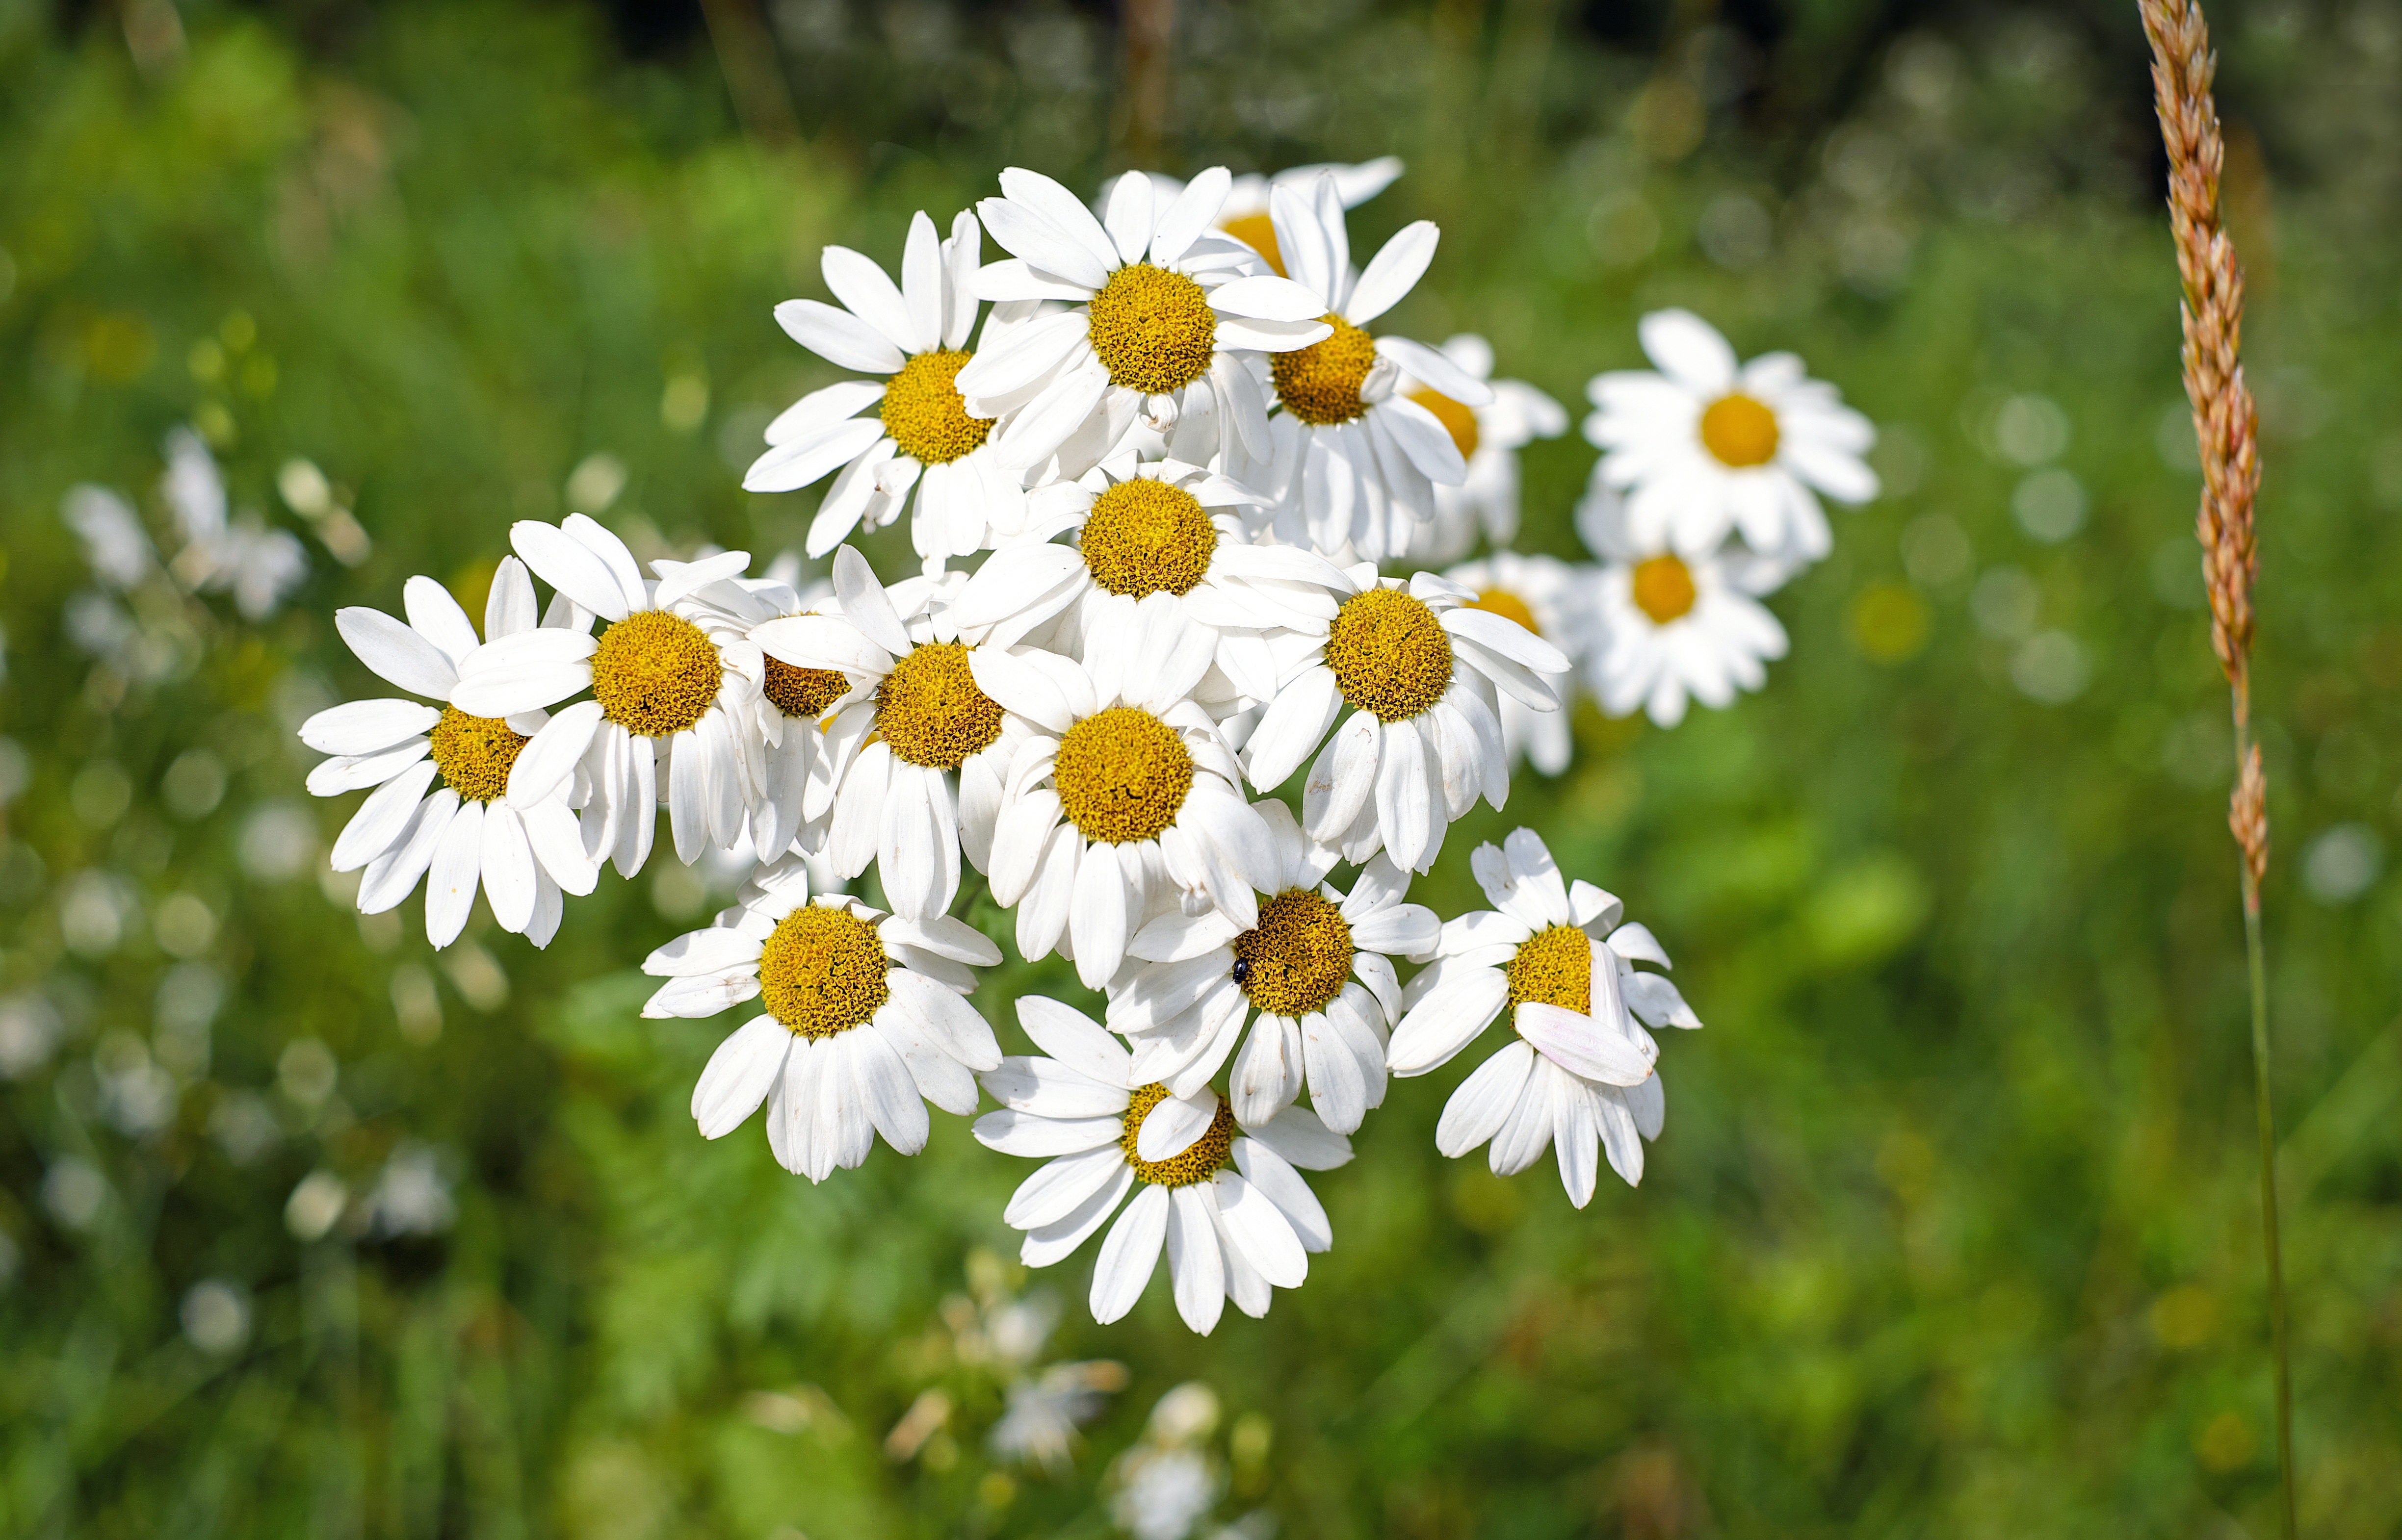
<box><xmin>1241</xmin><ymin>566</ymin><xmax>1569</xmax><ymax>873</ymax></box>
<box><xmin>1387</xmin><ymin>829</ymin><xmax>1700</xmax><ymax>1205</ymax></box>
<box><xmin>974</xmin><ymin>998</ymin><xmax>1351</xmax><ymax>1335</ymax></box>
<box><xmin>950</xmin><ymin>452</ymin><xmax>1352</xmax><ymax>711</ymax></box>
<box><xmin>1108</xmin><ymin>801</ymin><xmax>1437</xmax><ymax>1132</ymax></box>
<box><xmin>1583</xmin><ymin>308</ymin><xmax>1877</xmax><ymax>562</ymax></box>
<box><xmin>751</xmin><ymin>546</ymin><xmax>1033</xmax><ymax>922</ymax></box>
<box><xmin>1107</xmin><ymin>156</ymin><xmax>1406</xmax><ymax>280</ymax></box>
<box><xmin>1440</xmin><ymin>551</ymin><xmax>1581</xmax><ymax>775</ymax></box>
<box><xmin>1253</xmin><ymin>176</ymin><xmax>1493</xmax><ymax>561</ymax></box>
<box><xmin>1574</xmin><ymin>481</ymin><xmax>1793</xmax><ymax>728</ymax></box>
<box><xmin>644</xmin><ymin>850</ymin><xmax>1003</xmax><ymax>1181</ymax></box>
<box><xmin>749</xmin><ymin>210</ymin><xmax>1034</xmax><ymax>571</ymax></box>
<box><xmin>450</xmin><ymin>516</ymin><xmax>766</xmax><ymax>879</ymax></box>
<box><xmin>991</xmin><ymin>1360</ymin><xmax>1126</xmax><ymax>1474</ymax></box>
<box><xmin>977</xmin><ymin>601</ymin><xmax>1278</xmax><ymax>988</ymax></box>
<box><xmin>679</xmin><ymin>558</ymin><xmax>848</xmax><ymax>861</ymax></box>
<box><xmin>959</xmin><ymin>167</ymin><xmax>1335</xmax><ymax>474</ymax></box>
<box><xmin>161</xmin><ymin>426</ymin><xmax>308</xmax><ymax>619</ymax></box>
<box><xmin>1397</xmin><ymin>334</ymin><xmax>1569</xmax><ymax>563</ymax></box>
<box><xmin>299</xmin><ymin>558</ymin><xmax>598</xmax><ymax>948</ymax></box>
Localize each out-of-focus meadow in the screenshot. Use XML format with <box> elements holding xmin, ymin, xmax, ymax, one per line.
<box><xmin>2</xmin><ymin>0</ymin><xmax>2400</xmax><ymax>1534</ymax></box>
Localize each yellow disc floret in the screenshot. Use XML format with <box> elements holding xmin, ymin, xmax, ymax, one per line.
<box><xmin>880</xmin><ymin>349</ymin><xmax>992</xmax><ymax>466</ymax></box>
<box><xmin>591</xmin><ymin>610</ymin><xmax>724</xmax><ymax>738</ymax></box>
<box><xmin>1272</xmin><ymin>314</ymin><xmax>1379</xmax><ymax>427</ymax></box>
<box><xmin>1630</xmin><ymin>555</ymin><xmax>1698</xmax><ymax>626</ymax></box>
<box><xmin>756</xmin><ymin>903</ymin><xmax>891</xmax><ymax>1039</ymax></box>
<box><xmin>1052</xmin><ymin>706</ymin><xmax>1194</xmax><ymax>846</ymax></box>
<box><xmin>1469</xmin><ymin>588</ymin><xmax>1539</xmax><ymax>636</ymax></box>
<box><xmin>1085</xmin><ymin>263</ymin><xmax>1218</xmax><ymax>397</ymax></box>
<box><xmin>1506</xmin><ymin>923</ymin><xmax>1594</xmax><ymax>1015</ymax></box>
<box><xmin>1120</xmin><ymin>1082</ymin><xmax>1239</xmax><ymax>1187</ymax></box>
<box><xmin>428</xmin><ymin>707</ymin><xmax>527</xmax><ymax>804</ymax></box>
<box><xmin>1221</xmin><ymin>212</ymin><xmax>1285</xmax><ymax>276</ymax></box>
<box><xmin>1699</xmin><ymin>392</ymin><xmax>1780</xmax><ymax>468</ymax></box>
<box><xmin>764</xmin><ymin>656</ymin><xmax>849</xmax><ymax>722</ymax></box>
<box><xmin>1409</xmin><ymin>386</ymin><xmax>1481</xmax><ymax>459</ymax></box>
<box><xmin>1231</xmin><ymin>889</ymin><xmax>1355</xmax><ymax>1017</ymax></box>
<box><xmin>874</xmin><ymin>642</ymin><xmax>1006</xmax><ymax>770</ymax></box>
<box><xmin>1081</xmin><ymin>479</ymin><xmax>1220</xmax><ymax>598</ymax></box>
<box><xmin>1324</xmin><ymin>588</ymin><xmax>1453</xmax><ymax>722</ymax></box>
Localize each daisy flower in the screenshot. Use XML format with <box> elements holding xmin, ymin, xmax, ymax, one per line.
<box><xmin>973</xmin><ymin>997</ymin><xmax>1351</xmax><ymax>1335</ymax></box>
<box><xmin>1253</xmin><ymin>175</ymin><xmax>1492</xmax><ymax>561</ymax></box>
<box><xmin>1240</xmin><ymin>566</ymin><xmax>1568</xmax><ymax>873</ymax></box>
<box><xmin>1583</xmin><ymin>308</ymin><xmax>1877</xmax><ymax>562</ymax></box>
<box><xmin>1439</xmin><ymin>551</ymin><xmax>1580</xmax><ymax>775</ymax></box>
<box><xmin>1386</xmin><ymin>829</ymin><xmax>1700</xmax><ymax>1204</ymax></box>
<box><xmin>948</xmin><ymin>453</ymin><xmax>1350</xmax><ymax>710</ymax></box>
<box><xmin>1107</xmin><ymin>801</ymin><xmax>1438</xmax><ymax>1132</ymax></box>
<box><xmin>449</xmin><ymin>515</ymin><xmax>765</xmax><ymax>877</ymax></box>
<box><xmin>643</xmin><ymin>850</ymin><xmax>1002</xmax><ymax>1181</ymax></box>
<box><xmin>749</xmin><ymin>547</ymin><xmax>1027</xmax><ymax>922</ymax></box>
<box><xmin>1109</xmin><ymin>156</ymin><xmax>1406</xmax><ymax>279</ymax></box>
<box><xmin>1396</xmin><ymin>334</ymin><xmax>1570</xmax><ymax>563</ymax></box>
<box><xmin>678</xmin><ymin>556</ymin><xmax>848</xmax><ymax>860</ymax></box>
<box><xmin>746</xmin><ymin>210</ymin><xmax>1035</xmax><ymax>570</ymax></box>
<box><xmin>1574</xmin><ymin>481</ymin><xmax>1793</xmax><ymax>727</ymax></box>
<box><xmin>299</xmin><ymin>558</ymin><xmax>597</xmax><ymax>948</ymax></box>
<box><xmin>959</xmin><ymin>167</ymin><xmax>1333</xmax><ymax>473</ymax></box>
<box><xmin>161</xmin><ymin>426</ymin><xmax>308</xmax><ymax>620</ymax></box>
<box><xmin>975</xmin><ymin>600</ymin><xmax>1276</xmax><ymax>988</ymax></box>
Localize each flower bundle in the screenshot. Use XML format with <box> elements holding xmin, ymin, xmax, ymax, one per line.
<box><xmin>301</xmin><ymin>159</ymin><xmax>1875</xmax><ymax>1334</ymax></box>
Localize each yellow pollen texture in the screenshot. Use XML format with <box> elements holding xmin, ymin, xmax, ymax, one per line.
<box><xmin>1221</xmin><ymin>212</ymin><xmax>1285</xmax><ymax>276</ymax></box>
<box><xmin>1630</xmin><ymin>555</ymin><xmax>1698</xmax><ymax>626</ymax></box>
<box><xmin>1324</xmin><ymin>588</ymin><xmax>1453</xmax><ymax>722</ymax></box>
<box><xmin>1699</xmin><ymin>391</ymin><xmax>1780</xmax><ymax>468</ymax></box>
<box><xmin>428</xmin><ymin>707</ymin><xmax>527</xmax><ymax>803</ymax></box>
<box><xmin>1507</xmin><ymin>924</ymin><xmax>1594</xmax><ymax>1016</ymax></box>
<box><xmin>1081</xmin><ymin>479</ymin><xmax>1220</xmax><ymax>598</ymax></box>
<box><xmin>1469</xmin><ymin>588</ymin><xmax>1540</xmax><ymax>636</ymax></box>
<box><xmin>591</xmin><ymin>610</ymin><xmax>724</xmax><ymax>738</ymax></box>
<box><xmin>1120</xmin><ymin>1082</ymin><xmax>1239</xmax><ymax>1187</ymax></box>
<box><xmin>880</xmin><ymin>349</ymin><xmax>992</xmax><ymax>466</ymax></box>
<box><xmin>1231</xmin><ymin>889</ymin><xmax>1355</xmax><ymax>1017</ymax></box>
<box><xmin>1052</xmin><ymin>707</ymin><xmax>1194</xmax><ymax>846</ymax></box>
<box><xmin>1272</xmin><ymin>314</ymin><xmax>1379</xmax><ymax>427</ymax></box>
<box><xmin>757</xmin><ymin>904</ymin><xmax>891</xmax><ymax>1038</ymax></box>
<box><xmin>1085</xmin><ymin>263</ymin><xmax>1218</xmax><ymax>397</ymax></box>
<box><xmin>764</xmin><ymin>656</ymin><xmax>849</xmax><ymax>722</ymax></box>
<box><xmin>874</xmin><ymin>642</ymin><xmax>1006</xmax><ymax>769</ymax></box>
<box><xmin>1408</xmin><ymin>386</ymin><xmax>1481</xmax><ymax>459</ymax></box>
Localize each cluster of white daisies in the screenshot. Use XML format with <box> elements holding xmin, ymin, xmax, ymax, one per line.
<box><xmin>301</xmin><ymin>158</ymin><xmax>1872</xmax><ymax>1335</ymax></box>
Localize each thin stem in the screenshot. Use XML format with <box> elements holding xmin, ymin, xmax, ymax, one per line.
<box><xmin>2234</xmin><ymin>701</ymin><xmax>2297</xmax><ymax>1540</ymax></box>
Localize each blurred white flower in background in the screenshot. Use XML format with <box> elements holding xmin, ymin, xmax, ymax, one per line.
<box><xmin>1109</xmin><ymin>1383</ymin><xmax>1227</xmax><ymax>1540</ymax></box>
<box><xmin>180</xmin><ymin>1278</ymin><xmax>251</xmax><ymax>1354</ymax></box>
<box><xmin>364</xmin><ymin>1142</ymin><xmax>457</xmax><ymax>1237</ymax></box>
<box><xmin>1401</xmin><ymin>334</ymin><xmax>1569</xmax><ymax>563</ymax></box>
<box><xmin>162</xmin><ymin>427</ymin><xmax>310</xmax><ymax>620</ymax></box>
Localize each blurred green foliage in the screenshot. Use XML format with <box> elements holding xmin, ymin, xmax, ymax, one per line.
<box><xmin>3</xmin><ymin>0</ymin><xmax>2401</xmax><ymax>1536</ymax></box>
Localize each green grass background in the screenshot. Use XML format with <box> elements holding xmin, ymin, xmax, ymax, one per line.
<box><xmin>2</xmin><ymin>0</ymin><xmax>2399</xmax><ymax>1534</ymax></box>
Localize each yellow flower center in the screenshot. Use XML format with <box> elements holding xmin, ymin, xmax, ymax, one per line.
<box><xmin>1052</xmin><ymin>706</ymin><xmax>1194</xmax><ymax>846</ymax></box>
<box><xmin>590</xmin><ymin>610</ymin><xmax>724</xmax><ymax>738</ymax></box>
<box><xmin>1506</xmin><ymin>924</ymin><xmax>1593</xmax><ymax>1015</ymax></box>
<box><xmin>1324</xmin><ymin>588</ymin><xmax>1453</xmax><ymax>722</ymax></box>
<box><xmin>756</xmin><ymin>904</ymin><xmax>890</xmax><ymax>1039</ymax></box>
<box><xmin>763</xmin><ymin>655</ymin><xmax>849</xmax><ymax>722</ymax></box>
<box><xmin>879</xmin><ymin>349</ymin><xmax>992</xmax><ymax>466</ymax></box>
<box><xmin>1085</xmin><ymin>263</ymin><xmax>1218</xmax><ymax>397</ymax></box>
<box><xmin>1220</xmin><ymin>212</ymin><xmax>1285</xmax><ymax>276</ymax></box>
<box><xmin>1080</xmin><ymin>479</ymin><xmax>1219</xmax><ymax>598</ymax></box>
<box><xmin>874</xmin><ymin>641</ymin><xmax>1007</xmax><ymax>770</ymax></box>
<box><xmin>1630</xmin><ymin>555</ymin><xmax>1698</xmax><ymax>626</ymax></box>
<box><xmin>428</xmin><ymin>707</ymin><xmax>527</xmax><ymax>804</ymax></box>
<box><xmin>1408</xmin><ymin>386</ymin><xmax>1480</xmax><ymax>459</ymax></box>
<box><xmin>1272</xmin><ymin>314</ymin><xmax>1379</xmax><ymax>427</ymax></box>
<box><xmin>1230</xmin><ymin>889</ymin><xmax>1354</xmax><ymax>1017</ymax></box>
<box><xmin>1120</xmin><ymin>1082</ymin><xmax>1239</xmax><ymax>1187</ymax></box>
<box><xmin>1698</xmin><ymin>391</ymin><xmax>1780</xmax><ymax>468</ymax></box>
<box><xmin>1468</xmin><ymin>588</ymin><xmax>1539</xmax><ymax>636</ymax></box>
